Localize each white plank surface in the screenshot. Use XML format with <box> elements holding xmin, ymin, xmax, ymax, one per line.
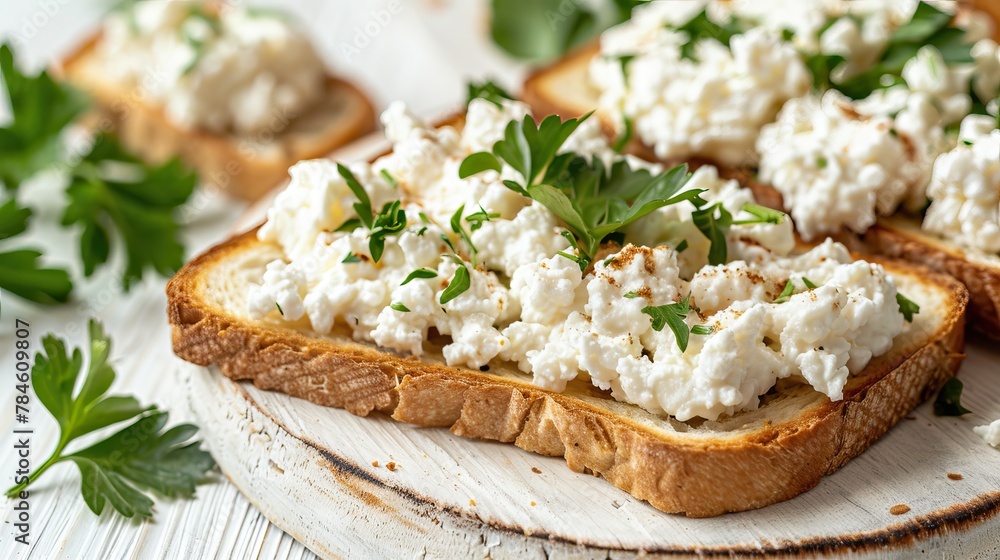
<box><xmin>182</xmin><ymin>342</ymin><xmax>1000</xmax><ymax>559</ymax></box>
<box><xmin>2</xmin><ymin>1</ymin><xmax>1000</xmax><ymax>559</ymax></box>
<box><xmin>0</xmin><ymin>1</ymin><xmax>519</xmax><ymax>558</ymax></box>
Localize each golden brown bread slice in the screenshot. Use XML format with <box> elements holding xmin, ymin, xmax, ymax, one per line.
<box><xmin>167</xmin><ymin>226</ymin><xmax>968</xmax><ymax>517</ymax></box>
<box><xmin>521</xmin><ymin>40</ymin><xmax>1000</xmax><ymax>340</ymax></box>
<box><xmin>56</xmin><ymin>33</ymin><xmax>377</xmax><ymax>201</ymax></box>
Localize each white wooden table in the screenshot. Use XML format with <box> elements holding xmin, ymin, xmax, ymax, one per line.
<box><xmin>0</xmin><ymin>1</ymin><xmax>520</xmax><ymax>558</ymax></box>
<box><xmin>2</xmin><ymin>1</ymin><xmax>999</xmax><ymax>559</ymax></box>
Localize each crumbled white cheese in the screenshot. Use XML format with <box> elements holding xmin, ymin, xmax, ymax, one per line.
<box><xmin>99</xmin><ymin>2</ymin><xmax>324</xmax><ymax>134</ymax></box>
<box><xmin>922</xmin><ymin>115</ymin><xmax>1000</xmax><ymax>254</ymax></box>
<box><xmin>590</xmin><ymin>3</ymin><xmax>810</xmax><ymax>166</ymax></box>
<box><xmin>974</xmin><ymin>419</ymin><xmax>1000</xmax><ymax>448</ymax></box>
<box><xmin>252</xmin><ymin>100</ymin><xmax>907</xmax><ymax>422</ymax></box>
<box><xmin>757</xmin><ymin>90</ymin><xmax>942</xmax><ymax>240</ymax></box>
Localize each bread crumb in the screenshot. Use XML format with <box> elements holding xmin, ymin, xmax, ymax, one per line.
<box><xmin>531</xmin><ymin>467</ymin><xmax>542</xmax><ymax>474</ymax></box>
<box><xmin>947</xmin><ymin>473</ymin><xmax>963</xmax><ymax>481</ymax></box>
<box><xmin>530</xmin><ymin>501</ymin><xmax>536</xmax><ymax>507</ymax></box>
<box><xmin>469</xmin><ymin>499</ymin><xmax>476</xmax><ymax>506</ymax></box>
<box><xmin>371</xmin><ymin>461</ymin><xmax>379</xmax><ymax>468</ymax></box>
<box><xmin>386</xmin><ymin>462</ymin><xmax>397</xmax><ymax>471</ymax></box>
<box><xmin>889</xmin><ymin>504</ymin><xmax>910</xmax><ymax>515</ymax></box>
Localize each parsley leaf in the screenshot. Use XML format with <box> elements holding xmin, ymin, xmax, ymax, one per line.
<box><xmin>3</xmin><ymin>320</ymin><xmax>214</xmax><ymax>519</ymax></box>
<box><xmin>773</xmin><ymin>279</ymin><xmax>797</xmax><ymax>304</ymax></box>
<box><xmin>623</xmin><ymin>290</ymin><xmax>640</xmax><ymax>298</ymax></box>
<box><xmin>341</xmin><ymin>252</ymin><xmax>360</xmax><ymax>264</ymax></box>
<box><xmin>488</xmin><ymin>0</ymin><xmax>645</xmax><ymax>60</ymax></box>
<box><xmin>933</xmin><ymin>377</ymin><xmax>972</xmax><ymax>416</ymax></box>
<box><xmin>802</xmin><ymin>277</ymin><xmax>819</xmax><ymax>290</ymax></box>
<box><xmin>402</xmin><ymin>268</ymin><xmax>437</xmax><ymax>285</ymax></box>
<box><xmin>390</xmin><ymin>301</ymin><xmax>410</xmax><ymax>313</ymax></box>
<box><xmin>440</xmin><ymin>265</ymin><xmax>471</xmax><ymax>305</ymax></box>
<box><xmin>62</xmin><ymin>134</ymin><xmax>196</xmax><ymax>289</ymax></box>
<box><xmin>0</xmin><ymin>248</ymin><xmax>73</xmax><ymax>304</ymax></box>
<box><xmin>611</xmin><ymin>115</ymin><xmax>634</xmax><ymax>153</ymax></box>
<box><xmin>337</xmin><ymin>164</ymin><xmax>406</xmax><ymax>263</ymax></box>
<box><xmin>1</xmin><ymin>183</ymin><xmax>73</xmax><ymax>304</ymax></box>
<box><xmin>832</xmin><ymin>2</ymin><xmax>973</xmax><ymax>100</ymax></box>
<box><xmin>369</xmin><ymin>200</ymin><xmax>407</xmax><ymax>263</ymax></box>
<box><xmin>896</xmin><ymin>291</ymin><xmax>920</xmax><ymax>322</ymax></box>
<box><xmin>0</xmin><ymin>43</ymin><xmax>88</xmax><ymax>192</ymax></box>
<box><xmin>466</xmin><ymin>80</ymin><xmax>515</xmax><ymax>107</ymax></box>
<box><xmin>465</xmin><ymin>205</ymin><xmax>500</xmax><ymax>231</ymax></box>
<box><xmin>691</xmin><ymin>202</ymin><xmax>733</xmax><ymax>266</ymax></box>
<box><xmin>449</xmin><ymin>204</ymin><xmax>478</xmax><ymax>262</ymax></box>
<box><xmin>337</xmin><ymin>164</ymin><xmax>373</xmax><ymax>229</ymax></box>
<box><xmin>462</xmin><ymin>114</ymin><xmax>700</xmax><ymax>268</ymax></box>
<box><xmin>672</xmin><ymin>9</ymin><xmax>743</xmax><ymax>61</ymax></box>
<box><xmin>642</xmin><ymin>295</ymin><xmax>704</xmax><ymax>352</ymax></box>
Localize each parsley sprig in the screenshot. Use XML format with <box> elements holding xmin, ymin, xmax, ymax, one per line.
<box><xmin>337</xmin><ymin>163</ymin><xmax>407</xmax><ymax>263</ymax></box>
<box><xmin>0</xmin><ymin>44</ymin><xmax>88</xmax><ymax>192</ymax></box>
<box><xmin>4</xmin><ymin>320</ymin><xmax>214</xmax><ymax>519</ymax></box>
<box><xmin>63</xmin><ymin>134</ymin><xmax>197</xmax><ymax>288</ymax></box>
<box><xmin>460</xmin><ymin>114</ymin><xmax>703</xmax><ymax>269</ymax></box>
<box><xmin>0</xmin><ymin>44</ymin><xmax>198</xmax><ymax>298</ymax></box>
<box><xmin>672</xmin><ymin>9</ymin><xmax>743</xmax><ymax>61</ymax></box>
<box><xmin>641</xmin><ymin>295</ymin><xmax>711</xmax><ymax>352</ymax></box>
<box><xmin>466</xmin><ymin>80</ymin><xmax>515</xmax><ymax>107</ymax></box>
<box><xmin>692</xmin><ymin>202</ymin><xmax>787</xmax><ymax>266</ymax></box>
<box><xmin>825</xmin><ymin>2</ymin><xmax>975</xmax><ymax>100</ymax></box>
<box><xmin>0</xmin><ymin>199</ymin><xmax>72</xmax><ymax>304</ymax></box>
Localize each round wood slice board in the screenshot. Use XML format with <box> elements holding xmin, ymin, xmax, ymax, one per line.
<box><xmin>179</xmin><ymin>339</ymin><xmax>1000</xmax><ymax>559</ymax></box>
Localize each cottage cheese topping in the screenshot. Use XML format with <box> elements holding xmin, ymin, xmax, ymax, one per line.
<box><xmin>975</xmin><ymin>419</ymin><xmax>1000</xmax><ymax>448</ymax></box>
<box><xmin>589</xmin><ymin>2</ymin><xmax>811</xmax><ymax>165</ymax></box>
<box><xmin>250</xmin><ymin>99</ymin><xmax>907</xmax><ymax>422</ymax></box>
<box><xmin>100</xmin><ymin>2</ymin><xmax>325</xmax><ymax>135</ymax></box>
<box><xmin>922</xmin><ymin>115</ymin><xmax>1000</xmax><ymax>254</ymax></box>
<box><xmin>756</xmin><ymin>90</ymin><xmax>943</xmax><ymax>240</ymax></box>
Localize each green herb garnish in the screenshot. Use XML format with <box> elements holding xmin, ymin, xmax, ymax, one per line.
<box><xmin>440</xmin><ymin>265</ymin><xmax>471</xmax><ymax>305</ymax></box>
<box><xmin>641</xmin><ymin>295</ymin><xmax>705</xmax><ymax>352</ymax></box>
<box><xmin>63</xmin><ymin>134</ymin><xmax>197</xmax><ymax>289</ymax></box>
<box><xmin>896</xmin><ymin>291</ymin><xmax>920</xmax><ymax>322</ymax></box>
<box><xmin>401</xmin><ymin>268</ymin><xmax>438</xmax><ymax>285</ymax></box>
<box><xmin>466</xmin><ymin>80</ymin><xmax>515</xmax><ymax>107</ymax></box>
<box><xmin>4</xmin><ymin>320</ymin><xmax>214</xmax><ymax>519</ymax></box>
<box><xmin>390</xmin><ymin>301</ymin><xmax>410</xmax><ymax>313</ymax></box>
<box><xmin>933</xmin><ymin>377</ymin><xmax>972</xmax><ymax>416</ymax></box>
<box><xmin>460</xmin><ymin>114</ymin><xmax>701</xmax><ymax>269</ymax></box>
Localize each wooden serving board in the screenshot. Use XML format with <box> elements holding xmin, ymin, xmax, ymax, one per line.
<box><xmin>180</xmin><ymin>338</ymin><xmax>1000</xmax><ymax>559</ymax></box>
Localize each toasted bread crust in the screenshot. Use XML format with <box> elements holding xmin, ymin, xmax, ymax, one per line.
<box><xmin>860</xmin><ymin>219</ymin><xmax>1000</xmax><ymax>339</ymax></box>
<box><xmin>167</xmin><ymin>229</ymin><xmax>967</xmax><ymax>516</ymax></box>
<box><xmin>57</xmin><ymin>33</ymin><xmax>377</xmax><ymax>201</ymax></box>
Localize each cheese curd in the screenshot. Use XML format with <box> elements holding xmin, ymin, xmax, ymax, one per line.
<box><xmin>922</xmin><ymin>115</ymin><xmax>1000</xmax><ymax>254</ymax></box>
<box><xmin>589</xmin><ymin>2</ymin><xmax>811</xmax><ymax>166</ymax></box>
<box><xmin>250</xmin><ymin>99</ymin><xmax>907</xmax><ymax>422</ymax></box>
<box><xmin>975</xmin><ymin>419</ymin><xmax>1000</xmax><ymax>448</ymax></box>
<box><xmin>756</xmin><ymin>90</ymin><xmax>942</xmax><ymax>240</ymax></box>
<box><xmin>99</xmin><ymin>2</ymin><xmax>325</xmax><ymax>135</ymax></box>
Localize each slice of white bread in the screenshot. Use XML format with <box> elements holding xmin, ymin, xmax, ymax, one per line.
<box><xmin>521</xmin><ymin>41</ymin><xmax>1000</xmax><ymax>340</ymax></box>
<box><xmin>56</xmin><ymin>33</ymin><xmax>377</xmax><ymax>201</ymax></box>
<box><xmin>167</xmin><ymin>224</ymin><xmax>967</xmax><ymax>517</ymax></box>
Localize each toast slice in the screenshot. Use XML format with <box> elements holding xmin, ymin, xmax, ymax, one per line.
<box><xmin>167</xmin><ymin>225</ymin><xmax>967</xmax><ymax>517</ymax></box>
<box><xmin>56</xmin><ymin>33</ymin><xmax>377</xmax><ymax>202</ymax></box>
<box><xmin>521</xmin><ymin>43</ymin><xmax>1000</xmax><ymax>340</ymax></box>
